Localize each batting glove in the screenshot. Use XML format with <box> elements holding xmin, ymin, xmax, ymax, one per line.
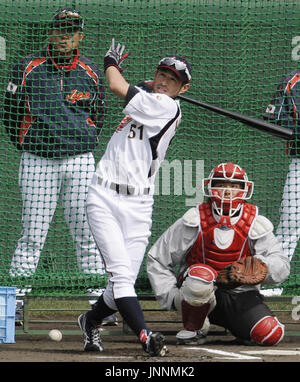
<box><xmin>104</xmin><ymin>38</ymin><xmax>129</xmax><ymax>72</ymax></box>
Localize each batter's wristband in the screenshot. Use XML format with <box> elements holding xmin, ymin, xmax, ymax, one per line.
<box><xmin>104</xmin><ymin>56</ymin><xmax>121</xmax><ymax>72</ymax></box>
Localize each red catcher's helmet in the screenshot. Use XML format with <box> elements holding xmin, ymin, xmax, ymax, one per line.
<box><xmin>202</xmin><ymin>162</ymin><xmax>254</xmax><ymax>217</ymax></box>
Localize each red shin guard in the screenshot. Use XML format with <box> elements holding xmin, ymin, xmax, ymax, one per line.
<box><xmin>181</xmin><ymin>300</ymin><xmax>210</xmax><ymax>331</ymax></box>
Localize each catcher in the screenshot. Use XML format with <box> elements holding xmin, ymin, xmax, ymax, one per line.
<box><xmin>147</xmin><ymin>162</ymin><xmax>290</xmax><ymax>346</ymax></box>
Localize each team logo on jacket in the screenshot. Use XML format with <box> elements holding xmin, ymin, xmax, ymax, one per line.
<box><xmin>265</xmin><ymin>104</ymin><xmax>275</xmax><ymax>114</ymax></box>
<box><xmin>7</xmin><ymin>81</ymin><xmax>18</xmax><ymax>94</ymax></box>
<box><xmin>66</xmin><ymin>89</ymin><xmax>91</xmax><ymax>103</ymax></box>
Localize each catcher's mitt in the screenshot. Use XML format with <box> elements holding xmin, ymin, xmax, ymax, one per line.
<box><xmin>216</xmin><ymin>257</ymin><xmax>268</xmax><ymax>289</ymax></box>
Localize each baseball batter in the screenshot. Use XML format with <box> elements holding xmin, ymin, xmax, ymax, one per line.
<box><xmin>78</xmin><ymin>39</ymin><xmax>191</xmax><ymax>356</ymax></box>
<box><xmin>147</xmin><ymin>162</ymin><xmax>290</xmax><ymax>345</ymax></box>
<box><xmin>3</xmin><ymin>9</ymin><xmax>105</xmax><ymax>283</ymax></box>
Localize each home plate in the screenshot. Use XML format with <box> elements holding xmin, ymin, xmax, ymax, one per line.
<box><xmin>241</xmin><ymin>349</ymin><xmax>300</xmax><ymax>356</ymax></box>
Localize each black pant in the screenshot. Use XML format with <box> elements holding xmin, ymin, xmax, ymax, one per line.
<box><xmin>208</xmin><ymin>289</ymin><xmax>274</xmax><ymax>340</ymax></box>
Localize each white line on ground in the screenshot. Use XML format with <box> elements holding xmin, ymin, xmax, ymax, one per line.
<box><xmin>186</xmin><ymin>347</ymin><xmax>262</xmax><ymax>360</ymax></box>
<box><xmin>92</xmin><ymin>356</ymin><xmax>136</xmax><ymax>359</ymax></box>
<box><xmin>240</xmin><ymin>349</ymin><xmax>300</xmax><ymax>356</ymax></box>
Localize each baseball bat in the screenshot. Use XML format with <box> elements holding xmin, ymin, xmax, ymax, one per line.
<box><xmin>178</xmin><ymin>95</ymin><xmax>293</xmax><ymax>140</ymax></box>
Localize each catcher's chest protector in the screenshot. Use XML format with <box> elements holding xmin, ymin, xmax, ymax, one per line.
<box><xmin>186</xmin><ymin>202</ymin><xmax>258</xmax><ymax>272</ymax></box>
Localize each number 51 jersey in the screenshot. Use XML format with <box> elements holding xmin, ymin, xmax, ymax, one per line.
<box><xmin>96</xmin><ymin>85</ymin><xmax>182</xmax><ymax>192</ymax></box>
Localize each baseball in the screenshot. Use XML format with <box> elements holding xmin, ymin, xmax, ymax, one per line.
<box><xmin>48</xmin><ymin>329</ymin><xmax>62</xmax><ymax>342</ymax></box>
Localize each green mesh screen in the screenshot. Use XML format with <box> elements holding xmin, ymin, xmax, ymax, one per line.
<box><xmin>0</xmin><ymin>0</ymin><xmax>299</xmax><ymax>295</ymax></box>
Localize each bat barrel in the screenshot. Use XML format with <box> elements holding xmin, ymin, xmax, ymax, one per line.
<box><xmin>178</xmin><ymin>95</ymin><xmax>294</xmax><ymax>140</ymax></box>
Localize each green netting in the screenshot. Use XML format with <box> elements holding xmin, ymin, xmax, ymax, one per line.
<box><xmin>0</xmin><ymin>0</ymin><xmax>299</xmax><ymax>295</ymax></box>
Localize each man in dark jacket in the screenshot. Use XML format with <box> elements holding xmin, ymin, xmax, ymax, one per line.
<box><xmin>3</xmin><ymin>9</ymin><xmax>106</xmax><ymax>295</ymax></box>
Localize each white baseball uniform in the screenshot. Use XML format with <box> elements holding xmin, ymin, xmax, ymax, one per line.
<box><xmin>86</xmin><ymin>85</ymin><xmax>182</xmax><ymax>310</ymax></box>
<box><xmin>10</xmin><ymin>151</ymin><xmax>104</xmax><ymax>277</ymax></box>
<box><xmin>276</xmin><ymin>157</ymin><xmax>300</xmax><ymax>261</ymax></box>
<box><xmin>263</xmin><ymin>69</ymin><xmax>300</xmax><ymax>263</ymax></box>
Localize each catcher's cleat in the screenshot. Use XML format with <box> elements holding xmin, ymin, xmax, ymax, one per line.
<box><xmin>78</xmin><ymin>313</ymin><xmax>104</xmax><ymax>352</ymax></box>
<box><xmin>176</xmin><ymin>329</ymin><xmax>207</xmax><ymax>345</ymax></box>
<box><xmin>101</xmin><ymin>314</ymin><xmax>118</xmax><ymax>326</ymax></box>
<box><xmin>139</xmin><ymin>329</ymin><xmax>168</xmax><ymax>357</ymax></box>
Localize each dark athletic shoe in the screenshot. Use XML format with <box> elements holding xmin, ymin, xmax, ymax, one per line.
<box><xmin>78</xmin><ymin>313</ymin><xmax>104</xmax><ymax>352</ymax></box>
<box><xmin>139</xmin><ymin>329</ymin><xmax>168</xmax><ymax>357</ymax></box>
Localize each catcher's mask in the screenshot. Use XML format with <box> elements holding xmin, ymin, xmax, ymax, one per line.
<box><xmin>202</xmin><ymin>162</ymin><xmax>254</xmax><ymax>217</ymax></box>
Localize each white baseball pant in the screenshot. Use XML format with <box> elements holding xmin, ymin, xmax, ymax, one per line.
<box><xmin>276</xmin><ymin>157</ymin><xmax>300</xmax><ymax>261</ymax></box>
<box><xmin>86</xmin><ymin>174</ymin><xmax>154</xmax><ymax>311</ymax></box>
<box><xmin>9</xmin><ymin>151</ymin><xmax>104</xmax><ymax>277</ymax></box>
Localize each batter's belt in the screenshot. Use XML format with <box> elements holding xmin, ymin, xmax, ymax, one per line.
<box><xmin>97</xmin><ymin>176</ymin><xmax>151</xmax><ymax>196</ymax></box>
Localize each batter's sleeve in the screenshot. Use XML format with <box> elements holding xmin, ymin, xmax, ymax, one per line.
<box><xmin>123</xmin><ymin>86</ymin><xmax>179</xmax><ymax>127</ymax></box>
<box><xmin>147</xmin><ymin>209</ymin><xmax>200</xmax><ymax>311</ymax></box>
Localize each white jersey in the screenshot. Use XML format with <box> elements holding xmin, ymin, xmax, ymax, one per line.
<box><xmin>96</xmin><ymin>86</ymin><xmax>182</xmax><ymax>191</ymax></box>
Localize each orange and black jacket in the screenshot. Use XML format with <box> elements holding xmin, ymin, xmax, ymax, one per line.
<box><xmin>264</xmin><ymin>69</ymin><xmax>300</xmax><ymax>157</ymax></box>
<box><xmin>3</xmin><ymin>45</ymin><xmax>105</xmax><ymax>158</ymax></box>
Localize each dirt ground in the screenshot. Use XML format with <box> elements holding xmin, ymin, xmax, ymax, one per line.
<box><xmin>1</xmin><ymin>301</ymin><xmax>300</xmax><ymax>377</ymax></box>
<box><xmin>1</xmin><ymin>324</ymin><xmax>300</xmax><ymax>365</ymax></box>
